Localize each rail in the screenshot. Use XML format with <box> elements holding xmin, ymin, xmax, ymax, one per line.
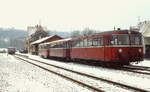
<box><xmin>15</xmin><ymin>56</ymin><xmax>104</xmax><ymax>92</ymax></box>
<box><xmin>15</xmin><ymin>54</ymin><xmax>149</xmax><ymax>92</ymax></box>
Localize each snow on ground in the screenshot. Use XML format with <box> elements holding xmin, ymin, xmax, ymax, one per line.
<box><xmin>133</xmin><ymin>59</ymin><xmax>150</xmax><ymax>67</ymax></box>
<box><xmin>0</xmin><ymin>53</ymin><xmax>92</xmax><ymax>92</ymax></box>
<box><xmin>18</xmin><ymin>52</ymin><xmax>150</xmax><ymax>91</ymax></box>
<box><xmin>18</xmin><ymin>56</ymin><xmax>131</xmax><ymax>92</ymax></box>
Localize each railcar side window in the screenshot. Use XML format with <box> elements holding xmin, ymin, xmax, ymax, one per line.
<box><xmin>51</xmin><ymin>43</ymin><xmax>56</xmax><ymax>48</ymax></box>
<box><xmin>87</xmin><ymin>38</ymin><xmax>93</xmax><ymax>46</ymax></box>
<box><xmin>83</xmin><ymin>39</ymin><xmax>88</xmax><ymax>47</ymax></box>
<box><xmin>71</xmin><ymin>37</ymin><xmax>103</xmax><ymax>47</ymax></box>
<box><xmin>99</xmin><ymin>37</ymin><xmax>103</xmax><ymax>46</ymax></box>
<box><xmin>65</xmin><ymin>42</ymin><xmax>70</xmax><ymax>48</ymax></box>
<box><xmin>71</xmin><ymin>41</ymin><xmax>75</xmax><ymax>47</ymax></box>
<box><xmin>92</xmin><ymin>38</ymin><xmax>99</xmax><ymax>46</ymax></box>
<box><xmin>80</xmin><ymin>40</ymin><xmax>84</xmax><ymax>47</ymax></box>
<box><xmin>62</xmin><ymin>43</ymin><xmax>65</xmax><ymax>48</ymax></box>
<box><xmin>72</xmin><ymin>40</ymin><xmax>80</xmax><ymax>47</ymax></box>
<box><xmin>76</xmin><ymin>40</ymin><xmax>81</xmax><ymax>47</ymax></box>
<box><xmin>87</xmin><ymin>37</ymin><xmax>103</xmax><ymax>46</ymax></box>
<box><xmin>39</xmin><ymin>45</ymin><xmax>43</xmax><ymax>49</ymax></box>
<box><xmin>47</xmin><ymin>44</ymin><xmax>50</xmax><ymax>49</ymax></box>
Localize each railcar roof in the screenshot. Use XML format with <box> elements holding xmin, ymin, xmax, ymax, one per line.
<box><xmin>71</xmin><ymin>30</ymin><xmax>141</xmax><ymax>41</ymax></box>
<box><xmin>40</xmin><ymin>30</ymin><xmax>141</xmax><ymax>45</ymax></box>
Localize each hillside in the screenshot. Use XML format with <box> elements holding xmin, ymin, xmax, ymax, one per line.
<box><xmin>0</xmin><ymin>28</ymin><xmax>27</xmax><ymax>49</ymax></box>
<box><xmin>0</xmin><ymin>28</ymin><xmax>70</xmax><ymax>49</ymax></box>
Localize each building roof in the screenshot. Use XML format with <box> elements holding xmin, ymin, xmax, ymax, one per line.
<box><xmin>31</xmin><ymin>35</ymin><xmax>62</xmax><ymax>45</ymax></box>
<box><xmin>42</xmin><ymin>38</ymin><xmax>72</xmax><ymax>45</ymax></box>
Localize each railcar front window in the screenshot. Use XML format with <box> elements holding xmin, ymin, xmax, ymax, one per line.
<box><xmin>110</xmin><ymin>35</ymin><xmax>117</xmax><ymax>45</ymax></box>
<box><xmin>110</xmin><ymin>35</ymin><xmax>129</xmax><ymax>45</ymax></box>
<box><xmin>118</xmin><ymin>35</ymin><xmax>129</xmax><ymax>45</ymax></box>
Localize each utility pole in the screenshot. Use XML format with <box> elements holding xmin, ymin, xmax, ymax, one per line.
<box><xmin>27</xmin><ymin>26</ymin><xmax>35</xmax><ymax>53</ymax></box>
<box><xmin>138</xmin><ymin>16</ymin><xmax>141</xmax><ymax>23</ymax></box>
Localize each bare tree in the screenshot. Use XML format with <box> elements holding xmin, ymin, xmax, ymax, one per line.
<box><xmin>70</xmin><ymin>30</ymin><xmax>81</xmax><ymax>37</ymax></box>
<box><xmin>81</xmin><ymin>27</ymin><xmax>96</xmax><ymax>36</ymax></box>
<box><xmin>70</xmin><ymin>28</ymin><xmax>98</xmax><ymax>38</ymax></box>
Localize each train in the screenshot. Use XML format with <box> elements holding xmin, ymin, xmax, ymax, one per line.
<box><xmin>39</xmin><ymin>30</ymin><xmax>144</xmax><ymax>66</ymax></box>
<box><xmin>7</xmin><ymin>47</ymin><xmax>16</xmax><ymax>54</ymax></box>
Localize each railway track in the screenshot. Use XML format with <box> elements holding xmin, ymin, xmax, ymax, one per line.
<box><xmin>125</xmin><ymin>65</ymin><xmax>150</xmax><ymax>71</ymax></box>
<box><xmin>120</xmin><ymin>65</ymin><xmax>150</xmax><ymax>75</ymax></box>
<box><xmin>15</xmin><ymin>54</ymin><xmax>149</xmax><ymax>92</ymax></box>
<box><xmin>15</xmin><ymin>56</ymin><xmax>104</xmax><ymax>92</ymax></box>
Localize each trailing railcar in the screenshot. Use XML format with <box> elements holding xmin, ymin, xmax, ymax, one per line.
<box><xmin>39</xmin><ymin>30</ymin><xmax>144</xmax><ymax>66</ymax></box>
<box><xmin>49</xmin><ymin>38</ymin><xmax>71</xmax><ymax>59</ymax></box>
<box><xmin>39</xmin><ymin>43</ymin><xmax>49</xmax><ymax>58</ymax></box>
<box><xmin>39</xmin><ymin>38</ymin><xmax>71</xmax><ymax>59</ymax></box>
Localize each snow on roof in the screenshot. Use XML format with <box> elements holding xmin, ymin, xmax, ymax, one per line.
<box><xmin>50</xmin><ymin>38</ymin><xmax>72</xmax><ymax>43</ymax></box>
<box><xmin>40</xmin><ymin>38</ymin><xmax>72</xmax><ymax>45</ymax></box>
<box><xmin>31</xmin><ymin>35</ymin><xmax>61</xmax><ymax>45</ymax></box>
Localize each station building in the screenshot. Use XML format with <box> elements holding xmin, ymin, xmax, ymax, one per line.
<box><xmin>26</xmin><ymin>24</ymin><xmax>62</xmax><ymax>55</ymax></box>
<box><xmin>30</xmin><ymin>35</ymin><xmax>62</xmax><ymax>55</ymax></box>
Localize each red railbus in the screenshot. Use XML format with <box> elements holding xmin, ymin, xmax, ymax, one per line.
<box><xmin>39</xmin><ymin>43</ymin><xmax>49</xmax><ymax>58</ymax></box>
<box><xmin>70</xmin><ymin>30</ymin><xmax>144</xmax><ymax>65</ymax></box>
<box><xmin>39</xmin><ymin>30</ymin><xmax>144</xmax><ymax>66</ymax></box>
<box><xmin>39</xmin><ymin>38</ymin><xmax>71</xmax><ymax>59</ymax></box>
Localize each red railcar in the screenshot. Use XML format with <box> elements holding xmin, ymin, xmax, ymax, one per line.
<box><xmin>39</xmin><ymin>30</ymin><xmax>144</xmax><ymax>65</ymax></box>
<box><xmin>70</xmin><ymin>30</ymin><xmax>144</xmax><ymax>65</ymax></box>
<box><xmin>39</xmin><ymin>43</ymin><xmax>49</xmax><ymax>58</ymax></box>
<box><xmin>39</xmin><ymin>38</ymin><xmax>71</xmax><ymax>59</ymax></box>
<box><xmin>49</xmin><ymin>38</ymin><xmax>71</xmax><ymax>59</ymax></box>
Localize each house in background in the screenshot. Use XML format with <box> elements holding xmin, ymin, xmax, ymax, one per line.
<box><xmin>26</xmin><ymin>24</ymin><xmax>63</xmax><ymax>55</ymax></box>
<box><xmin>26</xmin><ymin>24</ymin><xmax>48</xmax><ymax>52</ymax></box>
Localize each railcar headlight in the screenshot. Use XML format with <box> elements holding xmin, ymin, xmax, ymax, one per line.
<box><xmin>118</xmin><ymin>48</ymin><xmax>122</xmax><ymax>53</ymax></box>
<box><xmin>138</xmin><ymin>48</ymin><xmax>142</xmax><ymax>52</ymax></box>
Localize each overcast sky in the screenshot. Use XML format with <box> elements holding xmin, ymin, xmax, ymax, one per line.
<box><xmin>0</xmin><ymin>0</ymin><xmax>150</xmax><ymax>31</ymax></box>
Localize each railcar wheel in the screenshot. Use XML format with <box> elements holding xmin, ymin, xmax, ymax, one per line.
<box><xmin>66</xmin><ymin>57</ymin><xmax>70</xmax><ymax>62</ymax></box>
<box><xmin>44</xmin><ymin>55</ymin><xmax>48</xmax><ymax>59</ymax></box>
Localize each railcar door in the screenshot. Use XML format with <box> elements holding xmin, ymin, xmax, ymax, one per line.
<box><xmin>66</xmin><ymin>41</ymin><xmax>71</xmax><ymax>57</ymax></box>
<box><xmin>104</xmin><ymin>36</ymin><xmax>112</xmax><ymax>62</ymax></box>
<box><xmin>64</xmin><ymin>41</ymin><xmax>71</xmax><ymax>59</ymax></box>
<box><xmin>95</xmin><ymin>36</ymin><xmax>105</xmax><ymax>61</ymax></box>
